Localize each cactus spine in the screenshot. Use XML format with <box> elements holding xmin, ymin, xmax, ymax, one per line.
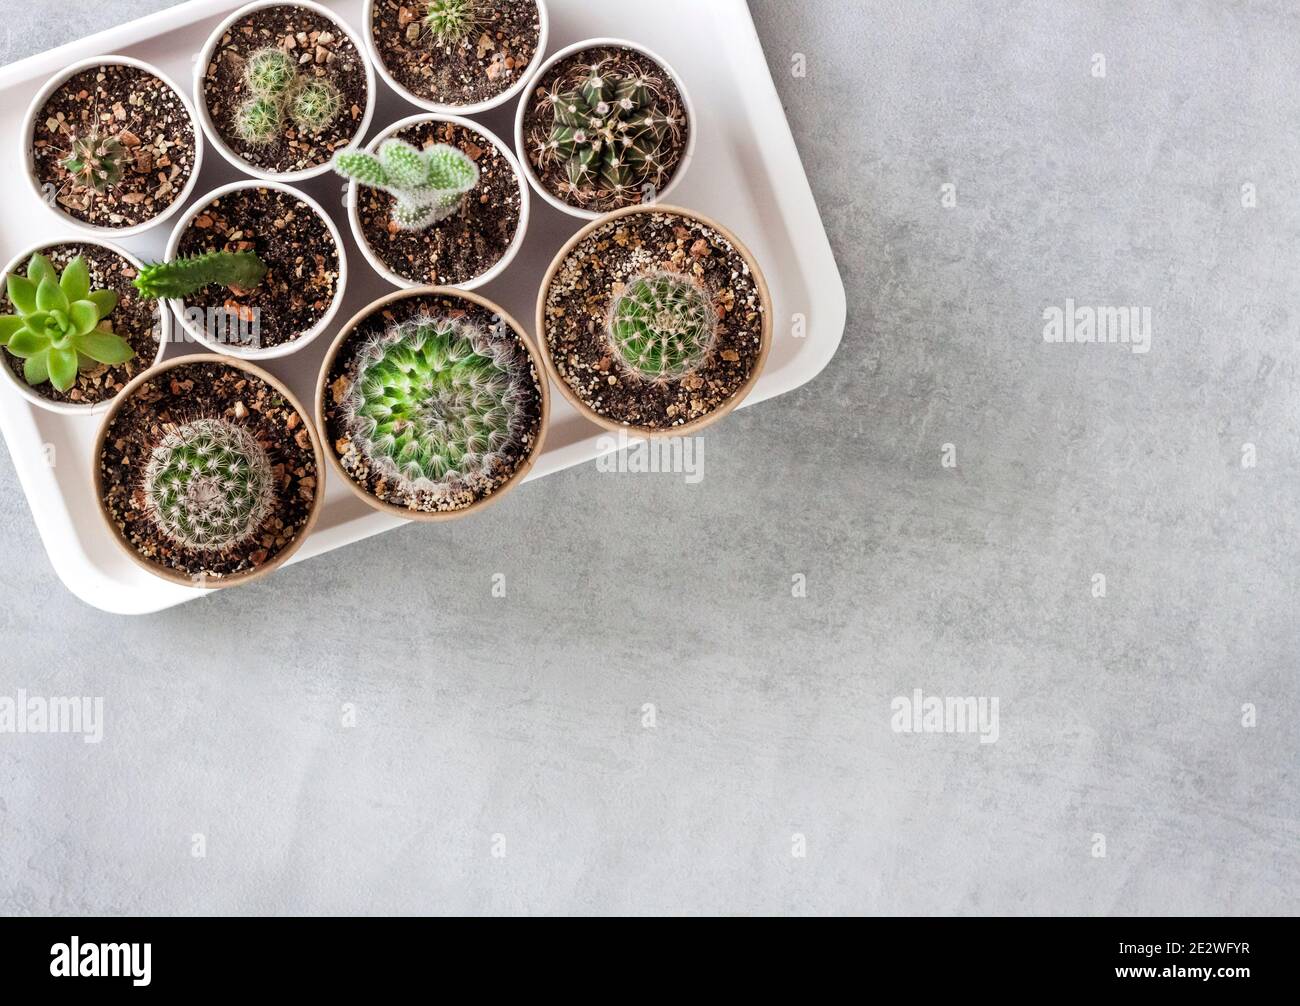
<box><xmin>235</xmin><ymin>46</ymin><xmax>342</xmax><ymax>146</ymax></box>
<box><xmin>289</xmin><ymin>79</ymin><xmax>343</xmax><ymax>134</ymax></box>
<box><xmin>608</xmin><ymin>272</ymin><xmax>717</xmax><ymax>382</ymax></box>
<box><xmin>333</xmin><ymin>139</ymin><xmax>479</xmax><ymax>230</ymax></box>
<box><xmin>143</xmin><ymin>418</ymin><xmax>275</xmax><ymax>552</ymax></box>
<box><xmin>133</xmin><ymin>252</ymin><xmax>269</xmax><ymax>300</ymax></box>
<box><xmin>62</xmin><ymin>128</ymin><xmax>126</xmax><ymax>194</ymax></box>
<box><xmin>424</xmin><ymin>0</ymin><xmax>486</xmax><ymax>45</ymax></box>
<box><xmin>340</xmin><ymin>315</ymin><xmax>529</xmax><ymax>494</ymax></box>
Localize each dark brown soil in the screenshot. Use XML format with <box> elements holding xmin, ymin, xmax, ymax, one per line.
<box><xmin>371</xmin><ymin>0</ymin><xmax>541</xmax><ymax>107</ymax></box>
<box><xmin>2</xmin><ymin>242</ymin><xmax>160</xmax><ymax>407</ymax></box>
<box><xmin>98</xmin><ymin>360</ymin><xmax>318</xmax><ymax>582</ymax></box>
<box><xmin>174</xmin><ymin>185</ymin><xmax>340</xmax><ymax>351</ymax></box>
<box><xmin>522</xmin><ymin>46</ymin><xmax>690</xmax><ymax>213</ymax></box>
<box><xmin>31</xmin><ymin>63</ymin><xmax>196</xmax><ymax>228</ymax></box>
<box><xmin>542</xmin><ymin>212</ymin><xmax>767</xmax><ymax>430</ymax></box>
<box><xmin>323</xmin><ymin>293</ymin><xmax>543</xmax><ymax>514</ymax></box>
<box><xmin>356</xmin><ymin>119</ymin><xmax>521</xmax><ymax>286</ymax></box>
<box><xmin>202</xmin><ymin>4</ymin><xmax>368</xmax><ymax>175</ymax></box>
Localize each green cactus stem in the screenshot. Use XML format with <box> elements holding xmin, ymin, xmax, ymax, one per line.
<box><xmin>289</xmin><ymin>79</ymin><xmax>343</xmax><ymax>134</ymax></box>
<box><xmin>246</xmin><ymin>48</ymin><xmax>297</xmax><ymax>100</ymax></box>
<box><xmin>62</xmin><ymin>128</ymin><xmax>126</xmax><ymax>195</ymax></box>
<box><xmin>132</xmin><ymin>252</ymin><xmax>268</xmax><ymax>300</ymax></box>
<box><xmin>608</xmin><ymin>272</ymin><xmax>717</xmax><ymax>382</ymax></box>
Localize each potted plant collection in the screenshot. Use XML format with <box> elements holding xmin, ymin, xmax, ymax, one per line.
<box><xmin>4</xmin><ymin>4</ymin><xmax>772</xmax><ymax>590</ymax></box>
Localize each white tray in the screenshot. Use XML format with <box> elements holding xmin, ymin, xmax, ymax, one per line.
<box><xmin>0</xmin><ymin>0</ymin><xmax>845</xmax><ymax>614</ymax></box>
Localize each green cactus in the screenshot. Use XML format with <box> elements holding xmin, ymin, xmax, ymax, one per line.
<box><xmin>341</xmin><ymin>315</ymin><xmax>529</xmax><ymax>494</ymax></box>
<box><xmin>608</xmin><ymin>272</ymin><xmax>717</xmax><ymax>382</ymax></box>
<box><xmin>289</xmin><ymin>79</ymin><xmax>343</xmax><ymax>134</ymax></box>
<box><xmin>62</xmin><ymin>127</ymin><xmax>126</xmax><ymax>195</ymax></box>
<box><xmin>246</xmin><ymin>48</ymin><xmax>297</xmax><ymax>100</ymax></box>
<box><xmin>424</xmin><ymin>0</ymin><xmax>486</xmax><ymax>45</ymax></box>
<box><xmin>235</xmin><ymin>97</ymin><xmax>284</xmax><ymax>145</ymax></box>
<box><xmin>333</xmin><ymin>140</ymin><xmax>479</xmax><ymax>231</ymax></box>
<box><xmin>132</xmin><ymin>252</ymin><xmax>268</xmax><ymax>300</ymax></box>
<box><xmin>0</xmin><ymin>253</ymin><xmax>131</xmax><ymax>393</ymax></box>
<box><xmin>142</xmin><ymin>418</ymin><xmax>275</xmax><ymax>552</ymax></box>
<box><xmin>533</xmin><ymin>54</ymin><xmax>685</xmax><ymax>206</ymax></box>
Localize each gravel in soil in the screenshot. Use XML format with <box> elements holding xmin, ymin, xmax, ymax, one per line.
<box><xmin>323</xmin><ymin>293</ymin><xmax>543</xmax><ymax>515</ymax></box>
<box><xmin>356</xmin><ymin>119</ymin><xmax>521</xmax><ymax>286</ymax></box>
<box><xmin>98</xmin><ymin>360</ymin><xmax>319</xmax><ymax>582</ymax></box>
<box><xmin>371</xmin><ymin>0</ymin><xmax>541</xmax><ymax>107</ymax></box>
<box><xmin>31</xmin><ymin>63</ymin><xmax>196</xmax><ymax>228</ymax></box>
<box><xmin>2</xmin><ymin>243</ymin><xmax>160</xmax><ymax>407</ymax></box>
<box><xmin>175</xmin><ymin>186</ymin><xmax>340</xmax><ymax>351</ymax></box>
<box><xmin>522</xmin><ymin>46</ymin><xmax>690</xmax><ymax>214</ymax></box>
<box><xmin>543</xmin><ymin>212</ymin><xmax>767</xmax><ymax>430</ymax></box>
<box><xmin>203</xmin><ymin>4</ymin><xmax>368</xmax><ymax>175</ymax></box>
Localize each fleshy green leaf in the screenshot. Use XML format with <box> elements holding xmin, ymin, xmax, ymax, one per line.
<box><xmin>36</xmin><ymin>277</ymin><xmax>69</xmax><ymax>314</ymax></box>
<box><xmin>69</xmin><ymin>301</ymin><xmax>99</xmax><ymax>336</ymax></box>
<box><xmin>88</xmin><ymin>289</ymin><xmax>118</xmax><ymax>320</ymax></box>
<box><xmin>59</xmin><ymin>256</ymin><xmax>90</xmax><ymax>302</ymax></box>
<box><xmin>0</xmin><ymin>315</ymin><xmax>23</xmax><ymax>346</ymax></box>
<box><xmin>23</xmin><ymin>351</ymin><xmax>49</xmax><ymax>386</ymax></box>
<box><xmin>47</xmin><ymin>347</ymin><xmax>78</xmax><ymax>391</ymax></box>
<box><xmin>6</xmin><ymin>274</ymin><xmax>37</xmax><ymax>315</ymax></box>
<box><xmin>27</xmin><ymin>253</ymin><xmax>55</xmax><ymax>286</ymax></box>
<box><xmin>6</xmin><ymin>329</ymin><xmax>46</xmax><ymax>357</ymax></box>
<box><xmin>72</xmin><ymin>329</ymin><xmax>134</xmax><ymax>365</ymax></box>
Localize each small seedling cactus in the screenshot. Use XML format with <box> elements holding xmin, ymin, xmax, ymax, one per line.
<box><xmin>289</xmin><ymin>79</ymin><xmax>343</xmax><ymax>135</ymax></box>
<box><xmin>0</xmin><ymin>253</ymin><xmax>131</xmax><ymax>392</ymax></box>
<box><xmin>341</xmin><ymin>315</ymin><xmax>529</xmax><ymax>494</ymax></box>
<box><xmin>62</xmin><ymin>128</ymin><xmax>126</xmax><ymax>194</ymax></box>
<box><xmin>608</xmin><ymin>272</ymin><xmax>717</xmax><ymax>383</ymax></box>
<box><xmin>234</xmin><ymin>46</ymin><xmax>342</xmax><ymax>146</ymax></box>
<box><xmin>424</xmin><ymin>0</ymin><xmax>486</xmax><ymax>45</ymax></box>
<box><xmin>133</xmin><ymin>251</ymin><xmax>268</xmax><ymax>300</ymax></box>
<box><xmin>334</xmin><ymin>139</ymin><xmax>479</xmax><ymax>230</ymax></box>
<box><xmin>534</xmin><ymin>55</ymin><xmax>684</xmax><ymax>205</ymax></box>
<box><xmin>143</xmin><ymin>418</ymin><xmax>275</xmax><ymax>552</ymax></box>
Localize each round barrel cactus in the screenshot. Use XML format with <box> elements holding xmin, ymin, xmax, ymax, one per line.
<box><xmin>341</xmin><ymin>316</ymin><xmax>530</xmax><ymax>495</ymax></box>
<box><xmin>608</xmin><ymin>272</ymin><xmax>717</xmax><ymax>382</ymax></box>
<box><xmin>143</xmin><ymin>418</ymin><xmax>275</xmax><ymax>551</ymax></box>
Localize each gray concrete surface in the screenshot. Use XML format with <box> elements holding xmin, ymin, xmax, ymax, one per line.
<box><xmin>2</xmin><ymin>1</ymin><xmax>1298</xmax><ymax>916</ymax></box>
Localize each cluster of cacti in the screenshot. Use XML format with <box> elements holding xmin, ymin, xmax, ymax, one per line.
<box><xmin>424</xmin><ymin>0</ymin><xmax>486</xmax><ymax>45</ymax></box>
<box><xmin>133</xmin><ymin>251</ymin><xmax>268</xmax><ymax>300</ymax></box>
<box><xmin>608</xmin><ymin>272</ymin><xmax>717</xmax><ymax>383</ymax></box>
<box><xmin>341</xmin><ymin>315</ymin><xmax>529</xmax><ymax>494</ymax></box>
<box><xmin>533</xmin><ymin>55</ymin><xmax>684</xmax><ymax>204</ymax></box>
<box><xmin>1</xmin><ymin>253</ymin><xmax>132</xmax><ymax>392</ymax></box>
<box><xmin>235</xmin><ymin>47</ymin><xmax>342</xmax><ymax>144</ymax></box>
<box><xmin>62</xmin><ymin>127</ymin><xmax>127</xmax><ymax>194</ymax></box>
<box><xmin>334</xmin><ymin>139</ymin><xmax>479</xmax><ymax>230</ymax></box>
<box><xmin>142</xmin><ymin>418</ymin><xmax>275</xmax><ymax>552</ymax></box>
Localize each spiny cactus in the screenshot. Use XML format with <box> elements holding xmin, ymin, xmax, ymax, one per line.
<box><xmin>341</xmin><ymin>315</ymin><xmax>529</xmax><ymax>495</ymax></box>
<box><xmin>334</xmin><ymin>140</ymin><xmax>479</xmax><ymax>230</ymax></box>
<box><xmin>133</xmin><ymin>251</ymin><xmax>268</xmax><ymax>300</ymax></box>
<box><xmin>246</xmin><ymin>48</ymin><xmax>297</xmax><ymax>100</ymax></box>
<box><xmin>424</xmin><ymin>0</ymin><xmax>486</xmax><ymax>45</ymax></box>
<box><xmin>1</xmin><ymin>253</ymin><xmax>131</xmax><ymax>392</ymax></box>
<box><xmin>289</xmin><ymin>79</ymin><xmax>342</xmax><ymax>134</ymax></box>
<box><xmin>62</xmin><ymin>128</ymin><xmax>126</xmax><ymax>195</ymax></box>
<box><xmin>533</xmin><ymin>54</ymin><xmax>684</xmax><ymax>205</ymax></box>
<box><xmin>143</xmin><ymin>418</ymin><xmax>275</xmax><ymax>552</ymax></box>
<box><xmin>235</xmin><ymin>97</ymin><xmax>284</xmax><ymax>145</ymax></box>
<box><xmin>608</xmin><ymin>272</ymin><xmax>717</xmax><ymax>382</ymax></box>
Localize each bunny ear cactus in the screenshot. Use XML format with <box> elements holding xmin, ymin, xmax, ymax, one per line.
<box><xmin>334</xmin><ymin>140</ymin><xmax>479</xmax><ymax>230</ymax></box>
<box><xmin>608</xmin><ymin>272</ymin><xmax>717</xmax><ymax>383</ymax></box>
<box><xmin>143</xmin><ymin>418</ymin><xmax>275</xmax><ymax>552</ymax></box>
<box><xmin>0</xmin><ymin>254</ymin><xmax>131</xmax><ymax>392</ymax></box>
<box><xmin>340</xmin><ymin>315</ymin><xmax>529</xmax><ymax>495</ymax></box>
<box><xmin>62</xmin><ymin>128</ymin><xmax>126</xmax><ymax>195</ymax></box>
<box><xmin>539</xmin><ymin>58</ymin><xmax>683</xmax><ymax>203</ymax></box>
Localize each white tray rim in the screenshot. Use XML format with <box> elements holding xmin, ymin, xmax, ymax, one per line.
<box><xmin>0</xmin><ymin>0</ymin><xmax>847</xmax><ymax>614</ymax></box>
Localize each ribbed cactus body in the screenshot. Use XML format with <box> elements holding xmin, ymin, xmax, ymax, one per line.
<box><xmin>342</xmin><ymin>316</ymin><xmax>528</xmax><ymax>494</ymax></box>
<box><xmin>62</xmin><ymin>129</ymin><xmax>126</xmax><ymax>194</ymax></box>
<box><xmin>290</xmin><ymin>80</ymin><xmax>343</xmax><ymax>134</ymax></box>
<box><xmin>424</xmin><ymin>0</ymin><xmax>485</xmax><ymax>44</ymax></box>
<box><xmin>235</xmin><ymin>97</ymin><xmax>284</xmax><ymax>145</ymax></box>
<box><xmin>609</xmin><ymin>272</ymin><xmax>717</xmax><ymax>382</ymax></box>
<box><xmin>143</xmin><ymin>418</ymin><xmax>275</xmax><ymax>552</ymax></box>
<box><xmin>133</xmin><ymin>252</ymin><xmax>268</xmax><ymax>300</ymax></box>
<box><xmin>334</xmin><ymin>140</ymin><xmax>479</xmax><ymax>231</ymax></box>
<box><xmin>246</xmin><ymin>48</ymin><xmax>297</xmax><ymax>100</ymax></box>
